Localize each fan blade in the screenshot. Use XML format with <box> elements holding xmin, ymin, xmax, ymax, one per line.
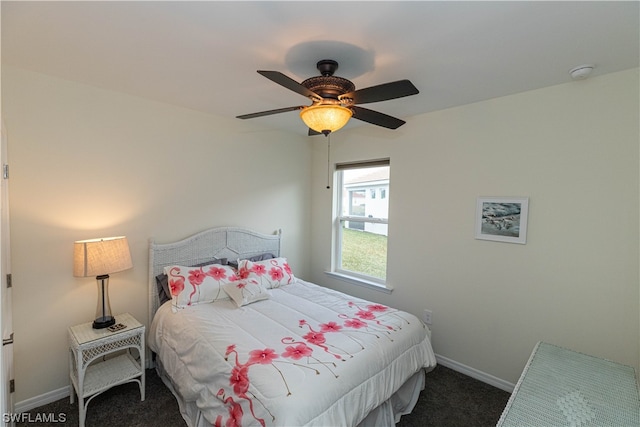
<box><xmin>308</xmin><ymin>128</ymin><xmax>322</xmax><ymax>136</ymax></box>
<box><xmin>340</xmin><ymin>80</ymin><xmax>419</xmax><ymax>105</ymax></box>
<box><xmin>236</xmin><ymin>106</ymin><xmax>304</xmax><ymax>120</ymax></box>
<box><xmin>351</xmin><ymin>106</ymin><xmax>406</xmax><ymax>129</ymax></box>
<box><xmin>258</xmin><ymin>71</ymin><xmax>322</xmax><ymax>102</ymax></box>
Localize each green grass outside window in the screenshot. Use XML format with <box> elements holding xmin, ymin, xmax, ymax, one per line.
<box><xmin>341</xmin><ymin>227</ymin><xmax>387</xmax><ymax>280</ymax></box>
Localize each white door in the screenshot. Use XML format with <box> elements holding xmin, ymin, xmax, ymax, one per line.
<box><xmin>0</xmin><ymin>121</ymin><xmax>14</xmax><ymax>425</ymax></box>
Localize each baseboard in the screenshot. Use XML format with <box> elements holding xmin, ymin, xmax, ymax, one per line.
<box><xmin>435</xmin><ymin>353</ymin><xmax>515</xmax><ymax>393</ymax></box>
<box><xmin>14</xmin><ymin>385</ymin><xmax>70</xmax><ymax>413</ymax></box>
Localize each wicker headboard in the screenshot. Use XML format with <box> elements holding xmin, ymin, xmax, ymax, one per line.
<box><xmin>147</xmin><ymin>226</ymin><xmax>281</xmax><ymax>339</ymax></box>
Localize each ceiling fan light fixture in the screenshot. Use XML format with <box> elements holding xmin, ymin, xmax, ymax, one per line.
<box><xmin>300</xmin><ymin>104</ymin><xmax>352</xmax><ymax>134</ymax></box>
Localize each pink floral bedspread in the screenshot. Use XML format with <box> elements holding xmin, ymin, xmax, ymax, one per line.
<box><xmin>149</xmin><ymin>279</ymin><xmax>436</xmax><ymax>426</ymax></box>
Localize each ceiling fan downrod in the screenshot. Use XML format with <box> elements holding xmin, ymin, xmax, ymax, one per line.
<box><xmin>316</xmin><ymin>59</ymin><xmax>339</xmax><ymax>77</ymax></box>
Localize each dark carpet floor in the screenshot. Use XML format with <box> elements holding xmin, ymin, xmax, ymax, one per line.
<box><xmin>17</xmin><ymin>365</ymin><xmax>510</xmax><ymax>426</ymax></box>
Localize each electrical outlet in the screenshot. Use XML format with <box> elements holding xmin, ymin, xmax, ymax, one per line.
<box><xmin>423</xmin><ymin>309</ymin><xmax>432</xmax><ymax>325</ymax></box>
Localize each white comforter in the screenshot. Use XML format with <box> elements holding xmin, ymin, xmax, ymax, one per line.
<box><xmin>149</xmin><ymin>279</ymin><xmax>436</xmax><ymax>427</ymax></box>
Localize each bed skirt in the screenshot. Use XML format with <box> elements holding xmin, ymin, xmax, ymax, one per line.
<box><xmin>155</xmin><ymin>357</ymin><xmax>428</xmax><ymax>427</ymax></box>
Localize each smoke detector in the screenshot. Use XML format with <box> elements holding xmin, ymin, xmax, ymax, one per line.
<box><xmin>569</xmin><ymin>64</ymin><xmax>594</xmax><ymax>80</ymax></box>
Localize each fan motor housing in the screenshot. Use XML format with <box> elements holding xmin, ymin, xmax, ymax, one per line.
<box><xmin>301</xmin><ymin>76</ymin><xmax>355</xmax><ymax>100</ymax></box>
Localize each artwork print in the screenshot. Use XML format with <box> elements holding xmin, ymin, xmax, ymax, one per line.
<box><xmin>475</xmin><ymin>197</ymin><xmax>529</xmax><ymax>244</ymax></box>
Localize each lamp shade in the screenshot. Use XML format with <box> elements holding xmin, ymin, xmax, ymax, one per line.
<box><xmin>74</xmin><ymin>236</ymin><xmax>133</xmax><ymax>277</ymax></box>
<box><xmin>300</xmin><ymin>105</ymin><xmax>353</xmax><ymax>133</ymax></box>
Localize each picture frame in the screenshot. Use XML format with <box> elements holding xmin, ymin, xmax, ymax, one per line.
<box><xmin>475</xmin><ymin>197</ymin><xmax>529</xmax><ymax>244</ymax></box>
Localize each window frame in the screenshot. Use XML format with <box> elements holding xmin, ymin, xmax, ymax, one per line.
<box><xmin>328</xmin><ymin>159</ymin><xmax>392</xmax><ymax>292</ymax></box>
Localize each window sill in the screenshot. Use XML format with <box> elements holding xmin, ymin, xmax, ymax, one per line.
<box><xmin>324</xmin><ymin>271</ymin><xmax>393</xmax><ymax>294</ymax></box>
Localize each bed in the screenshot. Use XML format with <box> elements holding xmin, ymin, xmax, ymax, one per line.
<box><xmin>147</xmin><ymin>227</ymin><xmax>436</xmax><ymax>426</ymax></box>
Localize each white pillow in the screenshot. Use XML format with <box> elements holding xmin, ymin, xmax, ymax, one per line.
<box><xmin>237</xmin><ymin>257</ymin><xmax>295</xmax><ymax>289</ymax></box>
<box><xmin>222</xmin><ymin>278</ymin><xmax>270</xmax><ymax>307</ymax></box>
<box><xmin>164</xmin><ymin>263</ymin><xmax>238</xmax><ymax>312</ymax></box>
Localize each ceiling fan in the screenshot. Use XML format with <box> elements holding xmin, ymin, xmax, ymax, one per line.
<box><xmin>236</xmin><ymin>59</ymin><xmax>419</xmax><ymax>136</ymax></box>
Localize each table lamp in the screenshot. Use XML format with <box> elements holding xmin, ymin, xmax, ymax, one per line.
<box><xmin>73</xmin><ymin>236</ymin><xmax>132</xmax><ymax>329</ymax></box>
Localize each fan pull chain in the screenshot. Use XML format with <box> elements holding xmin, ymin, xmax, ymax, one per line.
<box><xmin>326</xmin><ymin>133</ymin><xmax>331</xmax><ymax>189</ymax></box>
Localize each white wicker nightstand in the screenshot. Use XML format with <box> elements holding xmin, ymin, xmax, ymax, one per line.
<box><xmin>68</xmin><ymin>312</ymin><xmax>145</xmax><ymax>427</ymax></box>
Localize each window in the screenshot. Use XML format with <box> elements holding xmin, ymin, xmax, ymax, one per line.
<box><xmin>331</xmin><ymin>159</ymin><xmax>390</xmax><ymax>290</ymax></box>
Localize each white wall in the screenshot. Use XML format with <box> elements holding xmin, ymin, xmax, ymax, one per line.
<box><xmin>2</xmin><ymin>67</ymin><xmax>311</xmax><ymax>403</ymax></box>
<box><xmin>310</xmin><ymin>68</ymin><xmax>640</xmax><ymax>385</ymax></box>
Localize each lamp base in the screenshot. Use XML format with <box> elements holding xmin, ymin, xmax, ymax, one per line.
<box><xmin>93</xmin><ymin>316</ymin><xmax>116</xmax><ymax>329</ymax></box>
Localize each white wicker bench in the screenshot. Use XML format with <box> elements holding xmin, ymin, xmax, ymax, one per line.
<box><xmin>497</xmin><ymin>342</ymin><xmax>639</xmax><ymax>427</ymax></box>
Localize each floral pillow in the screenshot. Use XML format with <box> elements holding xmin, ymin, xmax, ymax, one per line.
<box><xmin>237</xmin><ymin>257</ymin><xmax>295</xmax><ymax>289</ymax></box>
<box><xmin>156</xmin><ymin>258</ymin><xmax>227</xmax><ymax>305</ymax></box>
<box><xmin>222</xmin><ymin>278</ymin><xmax>270</xmax><ymax>307</ymax></box>
<box><xmin>164</xmin><ymin>263</ymin><xmax>238</xmax><ymax>312</ymax></box>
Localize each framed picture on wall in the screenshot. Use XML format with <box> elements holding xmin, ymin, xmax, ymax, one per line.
<box><xmin>475</xmin><ymin>197</ymin><xmax>529</xmax><ymax>244</ymax></box>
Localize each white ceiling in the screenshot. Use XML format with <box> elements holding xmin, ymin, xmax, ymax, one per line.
<box><xmin>2</xmin><ymin>1</ymin><xmax>639</xmax><ymax>136</ymax></box>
